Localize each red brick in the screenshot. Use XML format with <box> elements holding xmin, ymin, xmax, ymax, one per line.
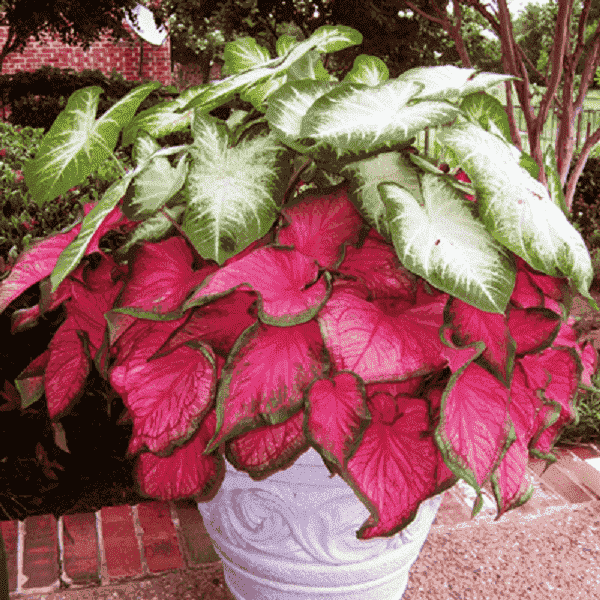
<box><xmin>22</xmin><ymin>515</ymin><xmax>59</xmax><ymax>590</ymax></box>
<box><xmin>0</xmin><ymin>520</ymin><xmax>18</xmax><ymax>593</ymax></box>
<box><xmin>62</xmin><ymin>512</ymin><xmax>100</xmax><ymax>585</ymax></box>
<box><xmin>136</xmin><ymin>502</ymin><xmax>183</xmax><ymax>573</ymax></box>
<box><xmin>172</xmin><ymin>500</ymin><xmax>220</xmax><ymax>566</ymax></box>
<box><xmin>537</xmin><ymin>462</ymin><xmax>597</xmax><ymax>503</ymax></box>
<box><xmin>100</xmin><ymin>505</ymin><xmax>142</xmax><ymax>580</ymax></box>
<box><xmin>552</xmin><ymin>449</ymin><xmax>600</xmax><ymax>499</ymax></box>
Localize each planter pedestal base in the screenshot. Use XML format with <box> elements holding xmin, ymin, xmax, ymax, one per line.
<box><xmin>198</xmin><ymin>447</ymin><xmax>442</xmax><ymax>600</ymax></box>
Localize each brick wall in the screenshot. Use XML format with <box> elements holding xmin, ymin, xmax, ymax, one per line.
<box><xmin>0</xmin><ymin>5</ymin><xmax>228</xmax><ymax>124</ymax></box>
<box><xmin>0</xmin><ymin>10</ymin><xmax>172</xmax><ymax>86</ymax></box>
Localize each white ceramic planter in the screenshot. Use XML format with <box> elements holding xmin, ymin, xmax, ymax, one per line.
<box><xmin>197</xmin><ymin>446</ymin><xmax>442</xmax><ymax>600</ymax></box>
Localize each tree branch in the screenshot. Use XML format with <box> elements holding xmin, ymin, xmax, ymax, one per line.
<box><xmin>538</xmin><ymin>0</ymin><xmax>571</xmax><ymax>129</ymax></box>
<box><xmin>564</xmin><ymin>124</ymin><xmax>600</xmax><ymax>211</ymax></box>
<box><xmin>504</xmin><ymin>80</ymin><xmax>522</xmax><ymax>150</ymax></box>
<box><xmin>573</xmin><ymin>23</ymin><xmax>600</xmax><ymax>116</ymax></box>
<box><xmin>403</xmin><ymin>0</ymin><xmax>446</xmax><ymax>27</ymax></box>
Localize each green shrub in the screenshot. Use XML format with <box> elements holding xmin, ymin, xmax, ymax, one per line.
<box><xmin>0</xmin><ymin>121</ymin><xmax>135</xmax><ymax>274</ymax></box>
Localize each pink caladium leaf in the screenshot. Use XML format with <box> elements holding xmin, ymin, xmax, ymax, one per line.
<box><xmin>221</xmin><ymin>232</ymin><xmax>276</xmax><ymax>268</ymax></box>
<box><xmin>225</xmin><ymin>409</ymin><xmax>309</xmax><ymax>479</ymax></box>
<box><xmin>552</xmin><ymin>316</ymin><xmax>587</xmax><ymax>354</ymax></box>
<box><xmin>15</xmin><ymin>349</ymin><xmax>51</xmax><ymax>409</ymax></box>
<box><xmin>509</xmin><ymin>264</ymin><xmax>545</xmax><ymax>309</ymax></box>
<box><xmin>434</xmin><ymin>357</ymin><xmax>513</xmax><ymax>515</ymax></box>
<box><xmin>10</xmin><ymin>262</ymin><xmax>88</xmax><ymax>334</ymax></box>
<box><xmin>183</xmin><ymin>246</ymin><xmax>332</xmax><ymax>326</ymax></box>
<box><xmin>0</xmin><ymin>381</ymin><xmax>22</xmax><ymax>412</ymax></box>
<box><xmin>439</xmin><ymin>334</ymin><xmax>485</xmax><ymax>373</ymax></box>
<box><xmin>276</xmin><ymin>185</ymin><xmax>366</xmax><ymax>269</ymax></box>
<box><xmin>39</xmin><ymin>259</ymin><xmax>89</xmax><ymax>314</ymax></box>
<box><xmin>37</xmin><ymin>256</ymin><xmax>128</xmax><ymax>386</ymax></box>
<box><xmin>63</xmin><ymin>271</ymin><xmax>126</xmax><ymax>355</ymax></box>
<box><xmin>520</xmin><ymin>346</ymin><xmax>580</xmax><ymax>458</ymax></box>
<box><xmin>109</xmin><ymin>316</ymin><xmax>187</xmax><ymax>375</ymax></box>
<box><xmin>489</xmin><ymin>439</ymin><xmax>534</xmax><ymax>520</ymax></box>
<box><xmin>515</xmin><ymin>256</ymin><xmax>571</xmax><ymax>303</ymax></box>
<box><xmin>106</xmin><ymin>237</ymin><xmax>219</xmax><ymax>347</ymax></box>
<box><xmin>489</xmin><ymin>361</ymin><xmax>541</xmax><ymax>518</ymax></box>
<box><xmin>304</xmin><ymin>371</ymin><xmax>371</xmax><ymax>473</ymax></box>
<box><xmin>0</xmin><ymin>202</ymin><xmax>135</xmax><ymax>315</ymax></box>
<box><xmin>80</xmin><ymin>254</ymin><xmax>129</xmax><ymax>293</ymax></box>
<box><xmin>150</xmin><ymin>290</ymin><xmax>258</xmax><ymax>361</ymax></box>
<box><xmin>204</xmin><ymin>320</ymin><xmax>327</xmax><ymax>454</ymax></box>
<box><xmin>365</xmin><ymin>376</ymin><xmax>426</xmax><ymax>399</ymax></box>
<box><xmin>317</xmin><ymin>281</ymin><xmax>447</xmax><ymax>383</ymax></box>
<box><xmin>110</xmin><ymin>322</ymin><xmax>218</xmax><ymax>457</ymax></box>
<box><xmin>338</xmin><ymin>228</ymin><xmax>417</xmax><ymax>302</ymax></box>
<box><xmin>415</xmin><ymin>276</ymin><xmax>448</xmax><ymax>303</ymax></box>
<box><xmin>135</xmin><ymin>409</ymin><xmax>226</xmax><ymax>501</ymax></box>
<box><xmin>45</xmin><ymin>329</ymin><xmax>91</xmax><ymax>419</ymax></box>
<box><xmin>508</xmin><ymin>306</ymin><xmax>561</xmax><ymax>356</ymax></box>
<box><xmin>580</xmin><ymin>342</ymin><xmax>597</xmax><ymax>388</ymax></box>
<box><xmin>342</xmin><ymin>393</ymin><xmax>443</xmax><ymax>540</ymax></box>
<box><xmin>444</xmin><ymin>297</ymin><xmax>515</xmax><ymax>385</ymax></box>
<box><xmin>424</xmin><ymin>386</ymin><xmax>460</xmax><ymax>488</ymax></box>
<box><xmin>0</xmin><ymin>228</ymin><xmax>81</xmax><ymax>315</ymax></box>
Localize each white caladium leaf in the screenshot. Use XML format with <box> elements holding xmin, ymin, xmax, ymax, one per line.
<box><xmin>287</xmin><ymin>49</ymin><xmax>332</xmax><ymax>83</ymax></box>
<box><xmin>298</xmin><ymin>80</ymin><xmax>460</xmax><ymax>158</ymax></box>
<box><xmin>342</xmin><ymin>54</ymin><xmax>390</xmax><ymax>86</ymax></box>
<box><xmin>265</xmin><ymin>80</ymin><xmax>338</xmax><ymax>148</ymax></box>
<box><xmin>180</xmin><ymin>25</ymin><xmax>362</xmax><ymax>115</ymax></box>
<box><xmin>276</xmin><ymin>34</ymin><xmax>300</xmax><ymax>57</ymax></box>
<box><xmin>378</xmin><ymin>174</ymin><xmax>516</xmax><ymax>314</ymax></box>
<box><xmin>122</xmin><ymin>84</ymin><xmax>212</xmax><ymax>146</ymax></box>
<box><xmin>48</xmin><ymin>139</ymin><xmax>178</xmax><ymax>291</ymax></box>
<box><xmin>125</xmin><ymin>143</ymin><xmax>189</xmax><ymax>221</ymax></box>
<box><xmin>408</xmin><ymin>153</ymin><xmax>475</xmax><ymax>196</ymax></box>
<box><xmin>130</xmin><ymin>132</ymin><xmax>191</xmax><ymax>169</ymax></box>
<box><xmin>341</xmin><ymin>151</ymin><xmax>424</xmax><ymax>241</ymax></box>
<box><xmin>223</xmin><ymin>36</ymin><xmax>272</xmax><ymax>76</ymax></box>
<box><xmin>50</xmin><ymin>173</ymin><xmax>135</xmax><ymax>292</ymax></box>
<box><xmin>396</xmin><ymin>66</ymin><xmax>517</xmax><ymax>103</ymax></box>
<box><xmin>437</xmin><ymin>121</ymin><xmax>595</xmax><ymax>304</ymax></box>
<box><xmin>226</xmin><ymin>109</ymin><xmax>250</xmax><ymax>131</ymax></box>
<box><xmin>276</xmin><ymin>33</ymin><xmax>332</xmax><ymax>83</ymax></box>
<box><xmin>118</xmin><ymin>206</ymin><xmax>186</xmax><ymax>256</ymax></box>
<box><xmin>23</xmin><ymin>82</ymin><xmax>161</xmax><ymax>205</ymax></box>
<box><xmin>182</xmin><ymin>113</ymin><xmax>293</xmax><ymax>264</ymax></box>
<box><xmin>543</xmin><ymin>145</ymin><xmax>570</xmax><ymax>219</ymax></box>
<box><xmin>459</xmin><ymin>92</ymin><xmax>512</xmax><ymax>144</ymax></box>
<box><xmin>240</xmin><ymin>72</ymin><xmax>289</xmax><ymax>113</ymax></box>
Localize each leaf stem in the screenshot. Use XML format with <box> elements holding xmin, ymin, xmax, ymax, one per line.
<box><xmin>282</xmin><ymin>157</ymin><xmax>314</xmax><ymax>206</ymax></box>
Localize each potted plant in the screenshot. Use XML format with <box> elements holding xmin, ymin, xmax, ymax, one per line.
<box><xmin>0</xmin><ymin>25</ymin><xmax>598</xmax><ymax>599</ymax></box>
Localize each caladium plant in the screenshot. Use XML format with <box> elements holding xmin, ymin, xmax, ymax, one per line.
<box><xmin>0</xmin><ymin>24</ymin><xmax>599</xmax><ymax>541</ymax></box>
